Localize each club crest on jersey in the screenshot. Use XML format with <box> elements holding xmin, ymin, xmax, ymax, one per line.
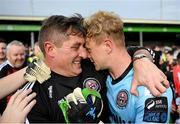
<box><xmin>83</xmin><ymin>77</ymin><xmax>101</xmax><ymax>91</ymax></box>
<box><xmin>116</xmin><ymin>89</ymin><xmax>128</xmax><ymax>109</ymax></box>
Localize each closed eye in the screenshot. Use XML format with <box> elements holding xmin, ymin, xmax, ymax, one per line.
<box><xmin>71</xmin><ymin>43</ymin><xmax>81</xmax><ymax>50</ymax></box>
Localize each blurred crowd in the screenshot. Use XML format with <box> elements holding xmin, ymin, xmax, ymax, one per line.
<box><xmin>150</xmin><ymin>45</ymin><xmax>180</xmax><ymax>123</ymax></box>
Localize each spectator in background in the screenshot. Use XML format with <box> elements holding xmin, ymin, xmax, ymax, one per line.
<box><xmin>153</xmin><ymin>45</ymin><xmax>162</xmax><ymax>68</ymax></box>
<box><xmin>34</xmin><ymin>42</ymin><xmax>43</xmax><ymax>59</ymax></box>
<box><xmin>27</xmin><ymin>42</ymin><xmax>44</xmax><ymax>63</ymax></box>
<box><xmin>170</xmin><ymin>53</ymin><xmax>180</xmax><ymax>123</ymax></box>
<box><xmin>0</xmin><ymin>38</ymin><xmax>7</xmax><ymax>65</ymax></box>
<box><xmin>0</xmin><ymin>40</ymin><xmax>26</xmax><ymax>114</ymax></box>
<box><xmin>161</xmin><ymin>50</ymin><xmax>176</xmax><ymax>73</ymax></box>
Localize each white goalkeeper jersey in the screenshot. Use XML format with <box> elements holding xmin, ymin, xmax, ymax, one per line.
<box><xmin>106</xmin><ymin>63</ymin><xmax>173</xmax><ymax>123</ymax></box>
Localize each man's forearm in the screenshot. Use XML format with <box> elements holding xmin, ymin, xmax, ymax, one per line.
<box><xmin>0</xmin><ymin>68</ymin><xmax>27</xmax><ymax>99</ymax></box>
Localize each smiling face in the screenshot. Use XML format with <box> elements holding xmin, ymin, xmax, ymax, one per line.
<box><xmin>0</xmin><ymin>42</ymin><xmax>6</xmax><ymax>60</ymax></box>
<box><xmin>7</xmin><ymin>45</ymin><xmax>25</xmax><ymax>68</ymax></box>
<box><xmin>52</xmin><ymin>35</ymin><xmax>87</xmax><ymax>77</ymax></box>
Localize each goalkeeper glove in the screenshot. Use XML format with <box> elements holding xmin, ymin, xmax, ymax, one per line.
<box><xmin>58</xmin><ymin>87</ymin><xmax>103</xmax><ymax>123</ymax></box>
<box><xmin>24</xmin><ymin>59</ymin><xmax>51</xmax><ymax>83</ymax></box>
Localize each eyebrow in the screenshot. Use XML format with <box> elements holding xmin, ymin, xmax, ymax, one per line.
<box><xmin>72</xmin><ymin>42</ymin><xmax>81</xmax><ymax>46</ymax></box>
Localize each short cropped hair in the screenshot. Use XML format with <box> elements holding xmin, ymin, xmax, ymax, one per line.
<box><xmin>7</xmin><ymin>40</ymin><xmax>24</xmax><ymax>52</ymax></box>
<box><xmin>38</xmin><ymin>14</ymin><xmax>86</xmax><ymax>54</ymax></box>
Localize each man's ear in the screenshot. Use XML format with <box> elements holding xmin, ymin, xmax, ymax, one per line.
<box><xmin>44</xmin><ymin>41</ymin><xmax>56</xmax><ymax>58</ymax></box>
<box><xmin>104</xmin><ymin>39</ymin><xmax>113</xmax><ymax>54</ymax></box>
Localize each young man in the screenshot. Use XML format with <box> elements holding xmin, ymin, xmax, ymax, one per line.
<box><xmin>84</xmin><ymin>11</ymin><xmax>172</xmax><ymax>123</ymax></box>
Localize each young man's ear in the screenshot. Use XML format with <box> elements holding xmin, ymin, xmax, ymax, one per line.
<box><xmin>104</xmin><ymin>39</ymin><xmax>113</xmax><ymax>54</ymax></box>
<box><xmin>44</xmin><ymin>41</ymin><xmax>56</xmax><ymax>57</ymax></box>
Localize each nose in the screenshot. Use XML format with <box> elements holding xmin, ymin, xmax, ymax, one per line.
<box><xmin>79</xmin><ymin>47</ymin><xmax>87</xmax><ymax>59</ymax></box>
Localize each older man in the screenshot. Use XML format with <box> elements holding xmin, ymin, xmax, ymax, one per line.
<box><xmin>0</xmin><ymin>40</ymin><xmax>26</xmax><ymax>114</ymax></box>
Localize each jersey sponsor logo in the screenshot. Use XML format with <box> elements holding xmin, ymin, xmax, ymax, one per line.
<box><xmin>146</xmin><ymin>100</ymin><xmax>155</xmax><ymax>110</ymax></box>
<box><xmin>116</xmin><ymin>89</ymin><xmax>128</xmax><ymax>109</ymax></box>
<box><xmin>143</xmin><ymin>97</ymin><xmax>168</xmax><ymax>123</ymax></box>
<box><xmin>83</xmin><ymin>77</ymin><xmax>101</xmax><ymax>92</ymax></box>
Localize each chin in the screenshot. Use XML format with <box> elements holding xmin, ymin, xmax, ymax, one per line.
<box><xmin>75</xmin><ymin>68</ymin><xmax>82</xmax><ymax>75</ymax></box>
<box><xmin>14</xmin><ymin>64</ymin><xmax>23</xmax><ymax>68</ymax></box>
<box><xmin>95</xmin><ymin>66</ymin><xmax>100</xmax><ymax>71</ymax></box>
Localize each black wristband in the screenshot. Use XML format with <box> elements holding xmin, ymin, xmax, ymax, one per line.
<box><xmin>133</xmin><ymin>53</ymin><xmax>147</xmax><ymax>62</ymax></box>
<box><xmin>127</xmin><ymin>46</ymin><xmax>155</xmax><ymax>62</ymax></box>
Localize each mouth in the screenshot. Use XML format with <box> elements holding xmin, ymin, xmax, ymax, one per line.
<box><xmin>74</xmin><ymin>61</ymin><xmax>80</xmax><ymax>64</ymax></box>
<box><xmin>73</xmin><ymin>60</ymin><xmax>81</xmax><ymax>67</ymax></box>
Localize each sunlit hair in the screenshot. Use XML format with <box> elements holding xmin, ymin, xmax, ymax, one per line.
<box><xmin>84</xmin><ymin>11</ymin><xmax>124</xmax><ymax>46</ymax></box>
<box><xmin>38</xmin><ymin>14</ymin><xmax>86</xmax><ymax>55</ymax></box>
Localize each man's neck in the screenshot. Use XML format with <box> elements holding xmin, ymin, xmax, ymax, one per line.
<box><xmin>109</xmin><ymin>49</ymin><xmax>132</xmax><ymax>80</ymax></box>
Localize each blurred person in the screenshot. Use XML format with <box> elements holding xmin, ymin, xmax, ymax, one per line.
<box><xmin>84</xmin><ymin>11</ymin><xmax>172</xmax><ymax>123</ymax></box>
<box><xmin>175</xmin><ymin>53</ymin><xmax>180</xmax><ymax>123</ymax></box>
<box><xmin>161</xmin><ymin>50</ymin><xmax>176</xmax><ymax>73</ymax></box>
<box><xmin>0</xmin><ymin>38</ymin><xmax>7</xmax><ymax>65</ymax></box>
<box><xmin>34</xmin><ymin>42</ymin><xmax>43</xmax><ymax>59</ymax></box>
<box><xmin>170</xmin><ymin>53</ymin><xmax>180</xmax><ymax>123</ymax></box>
<box><xmin>27</xmin><ymin>42</ymin><xmax>44</xmax><ymax>63</ymax></box>
<box><xmin>160</xmin><ymin>47</ymin><xmax>169</xmax><ymax>65</ymax></box>
<box><xmin>0</xmin><ymin>40</ymin><xmax>26</xmax><ymax>114</ymax></box>
<box><xmin>166</xmin><ymin>50</ymin><xmax>176</xmax><ymax>71</ymax></box>
<box><xmin>24</xmin><ymin>14</ymin><xmax>169</xmax><ymax>123</ymax></box>
<box><xmin>153</xmin><ymin>45</ymin><xmax>162</xmax><ymax>68</ymax></box>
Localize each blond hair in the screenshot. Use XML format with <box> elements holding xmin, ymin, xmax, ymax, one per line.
<box><xmin>84</xmin><ymin>11</ymin><xmax>124</xmax><ymax>45</ymax></box>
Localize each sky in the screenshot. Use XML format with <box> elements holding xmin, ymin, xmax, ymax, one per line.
<box><xmin>0</xmin><ymin>0</ymin><xmax>180</xmax><ymax>21</ymax></box>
